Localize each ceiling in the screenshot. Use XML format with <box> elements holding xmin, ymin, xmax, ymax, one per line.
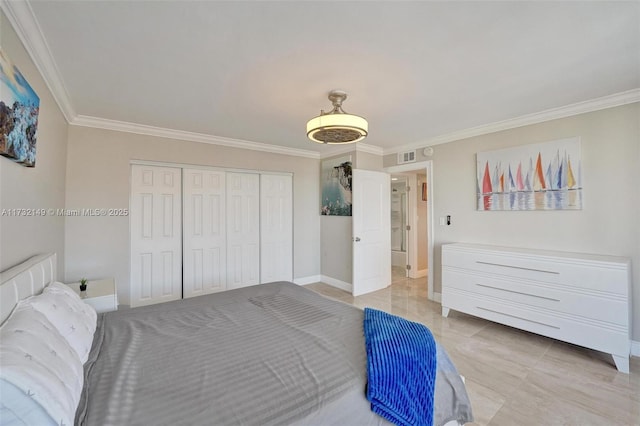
<box><xmin>11</xmin><ymin>1</ymin><xmax>640</xmax><ymax>156</ymax></box>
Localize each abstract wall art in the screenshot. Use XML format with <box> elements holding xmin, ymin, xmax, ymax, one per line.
<box><xmin>0</xmin><ymin>49</ymin><xmax>40</xmax><ymax>167</ymax></box>
<box><xmin>476</xmin><ymin>137</ymin><xmax>582</xmax><ymax>211</ymax></box>
<box><xmin>321</xmin><ymin>155</ymin><xmax>352</xmax><ymax>216</ymax></box>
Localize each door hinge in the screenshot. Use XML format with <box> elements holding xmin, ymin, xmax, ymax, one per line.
<box><xmin>406</xmin><ymin>264</ymin><xmax>412</xmax><ymax>270</ymax></box>
<box><xmin>406</xmin><ymin>186</ymin><xmax>410</xmax><ymax>192</ymax></box>
<box><xmin>406</xmin><ymin>225</ymin><xmax>411</xmax><ymax>231</ymax></box>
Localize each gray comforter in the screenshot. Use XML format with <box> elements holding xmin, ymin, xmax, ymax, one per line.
<box><xmin>76</xmin><ymin>282</ymin><xmax>472</xmax><ymax>425</ymax></box>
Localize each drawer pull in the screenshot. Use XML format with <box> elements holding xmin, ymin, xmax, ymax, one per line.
<box><xmin>476</xmin><ymin>283</ymin><xmax>560</xmax><ymax>302</ymax></box>
<box><xmin>477</xmin><ymin>307</ymin><xmax>560</xmax><ymax>329</ymax></box>
<box><xmin>476</xmin><ymin>261</ymin><xmax>559</xmax><ymax>275</ymax></box>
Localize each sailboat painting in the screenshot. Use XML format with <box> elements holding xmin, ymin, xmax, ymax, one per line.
<box><xmin>476</xmin><ymin>138</ymin><xmax>582</xmax><ymax>211</ymax></box>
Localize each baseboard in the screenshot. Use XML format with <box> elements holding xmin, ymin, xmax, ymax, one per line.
<box><xmin>320</xmin><ymin>275</ymin><xmax>353</xmax><ymax>293</ymax></box>
<box><xmin>293</xmin><ymin>275</ymin><xmax>321</xmax><ymax>285</ymax></box>
<box><xmin>411</xmin><ymin>268</ymin><xmax>427</xmax><ymax>279</ymax></box>
<box><xmin>432</xmin><ymin>292</ymin><xmax>442</xmax><ymax>303</ymax></box>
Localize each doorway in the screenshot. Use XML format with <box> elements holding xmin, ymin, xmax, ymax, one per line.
<box><xmin>390</xmin><ymin>175</ymin><xmax>409</xmax><ymax>281</ymax></box>
<box><xmin>384</xmin><ymin>161</ymin><xmax>434</xmax><ymax>301</ymax></box>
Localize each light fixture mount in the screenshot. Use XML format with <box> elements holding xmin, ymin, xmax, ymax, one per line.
<box><xmin>327</xmin><ymin>90</ymin><xmax>347</xmax><ymax>109</ymax></box>
<box><xmin>306</xmin><ymin>90</ymin><xmax>368</xmax><ymax>144</ymax></box>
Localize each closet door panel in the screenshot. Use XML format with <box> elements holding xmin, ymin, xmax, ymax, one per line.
<box><xmin>260</xmin><ymin>174</ymin><xmax>293</xmax><ymax>283</ymax></box>
<box><xmin>183</xmin><ymin>169</ymin><xmax>226</xmax><ymax>298</ymax></box>
<box><xmin>130</xmin><ymin>165</ymin><xmax>182</xmax><ymax>307</ymax></box>
<box><xmin>226</xmin><ymin>172</ymin><xmax>260</xmax><ymax>289</ymax></box>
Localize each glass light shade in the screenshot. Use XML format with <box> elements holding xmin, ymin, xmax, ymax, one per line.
<box><xmin>306</xmin><ymin>113</ymin><xmax>368</xmax><ymax>144</ymax></box>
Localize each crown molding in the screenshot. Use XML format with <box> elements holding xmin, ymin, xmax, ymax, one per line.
<box><xmin>72</xmin><ymin>115</ymin><xmax>321</xmax><ymax>159</ymax></box>
<box><xmin>319</xmin><ymin>142</ymin><xmax>384</xmax><ymax>159</ymax></box>
<box><xmin>319</xmin><ymin>144</ymin><xmax>354</xmax><ymax>159</ymax></box>
<box><xmin>384</xmin><ymin>88</ymin><xmax>640</xmax><ymax>155</ymax></box>
<box><xmin>1</xmin><ymin>0</ymin><xmax>76</xmax><ymax>122</ymax></box>
<box><xmin>356</xmin><ymin>143</ymin><xmax>384</xmax><ymax>156</ymax></box>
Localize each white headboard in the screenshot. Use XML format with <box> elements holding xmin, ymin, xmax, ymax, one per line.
<box><xmin>0</xmin><ymin>253</ymin><xmax>57</xmax><ymax>324</ymax></box>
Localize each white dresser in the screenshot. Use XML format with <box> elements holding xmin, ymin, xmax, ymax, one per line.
<box><xmin>441</xmin><ymin>243</ymin><xmax>631</xmax><ymax>373</ymax></box>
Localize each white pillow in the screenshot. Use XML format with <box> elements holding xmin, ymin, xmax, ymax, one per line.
<box><xmin>46</xmin><ymin>281</ymin><xmax>86</xmax><ymax>301</ymax></box>
<box><xmin>0</xmin><ymin>378</ymin><xmax>56</xmax><ymax>425</ymax></box>
<box><xmin>26</xmin><ymin>281</ymin><xmax>97</xmax><ymax>363</ymax></box>
<box><xmin>0</xmin><ymin>302</ymin><xmax>84</xmax><ymax>426</ymax></box>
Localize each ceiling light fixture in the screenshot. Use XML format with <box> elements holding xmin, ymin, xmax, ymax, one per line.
<box><xmin>306</xmin><ymin>90</ymin><xmax>368</xmax><ymax>144</ymax></box>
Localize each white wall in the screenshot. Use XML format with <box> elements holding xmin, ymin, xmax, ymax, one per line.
<box><xmin>64</xmin><ymin>126</ymin><xmax>320</xmax><ymax>305</ymax></box>
<box><xmin>426</xmin><ymin>103</ymin><xmax>639</xmax><ymax>341</ymax></box>
<box><xmin>354</xmin><ymin>150</ymin><xmax>383</xmax><ymax>171</ymax></box>
<box><xmin>320</xmin><ymin>216</ymin><xmax>353</xmax><ymax>283</ymax></box>
<box><xmin>0</xmin><ymin>11</ymin><xmax>68</xmax><ymax>275</ymax></box>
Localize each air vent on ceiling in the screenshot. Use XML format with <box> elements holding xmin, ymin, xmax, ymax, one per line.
<box><xmin>397</xmin><ymin>150</ymin><xmax>416</xmax><ymax>164</ymax></box>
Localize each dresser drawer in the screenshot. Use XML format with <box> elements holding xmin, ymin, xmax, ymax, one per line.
<box><xmin>442</xmin><ymin>269</ymin><xmax>628</xmax><ymax>326</ymax></box>
<box><xmin>442</xmin><ymin>246</ymin><xmax>630</xmax><ymax>296</ymax></box>
<box><xmin>443</xmin><ymin>289</ymin><xmax>629</xmax><ymax>357</ymax></box>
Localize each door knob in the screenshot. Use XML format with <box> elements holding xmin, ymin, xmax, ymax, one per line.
<box><xmin>354</xmin><ymin>237</ymin><xmax>361</xmax><ymax>242</ymax></box>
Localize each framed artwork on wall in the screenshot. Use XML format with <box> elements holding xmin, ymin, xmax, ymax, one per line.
<box><xmin>476</xmin><ymin>137</ymin><xmax>582</xmax><ymax>211</ymax></box>
<box><xmin>321</xmin><ymin>155</ymin><xmax>352</xmax><ymax>216</ymax></box>
<box><xmin>0</xmin><ymin>49</ymin><xmax>40</xmax><ymax>167</ymax></box>
<box><xmin>421</xmin><ymin>182</ymin><xmax>427</xmax><ymax>201</ymax></box>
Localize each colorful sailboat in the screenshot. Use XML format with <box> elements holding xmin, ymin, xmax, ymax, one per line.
<box><xmin>508</xmin><ymin>165</ymin><xmax>516</xmax><ymax>192</ymax></box>
<box><xmin>557</xmin><ymin>155</ymin><xmax>565</xmax><ymax>189</ymax></box>
<box><xmin>525</xmin><ymin>158</ymin><xmax>533</xmax><ymax>191</ymax></box>
<box><xmin>567</xmin><ymin>156</ymin><xmax>576</xmax><ymax>189</ymax></box>
<box><xmin>533</xmin><ymin>153</ymin><xmax>546</xmax><ymax>191</ymax></box>
<box><xmin>550</xmin><ymin>150</ymin><xmax>560</xmax><ymax>190</ymax></box>
<box><xmin>546</xmin><ymin>163</ymin><xmax>554</xmax><ymax>191</ymax></box>
<box><xmin>482</xmin><ymin>161</ymin><xmax>492</xmax><ymax>194</ymax></box>
<box><xmin>516</xmin><ymin>163</ymin><xmax>525</xmax><ymax>191</ymax></box>
<box><xmin>492</xmin><ymin>163</ymin><xmax>501</xmax><ymax>193</ymax></box>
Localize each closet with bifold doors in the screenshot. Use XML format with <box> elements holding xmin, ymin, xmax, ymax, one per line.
<box><xmin>130</xmin><ymin>163</ymin><xmax>293</xmax><ymax>308</ymax></box>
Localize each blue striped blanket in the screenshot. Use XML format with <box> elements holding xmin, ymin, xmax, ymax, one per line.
<box><xmin>363</xmin><ymin>308</ymin><xmax>437</xmax><ymax>426</ymax></box>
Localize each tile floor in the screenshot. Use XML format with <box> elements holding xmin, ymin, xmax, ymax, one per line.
<box><xmin>304</xmin><ymin>270</ymin><xmax>639</xmax><ymax>426</ymax></box>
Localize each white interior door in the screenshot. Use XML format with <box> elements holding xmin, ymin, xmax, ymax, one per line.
<box><xmin>183</xmin><ymin>169</ymin><xmax>226</xmax><ymax>298</ymax></box>
<box><xmin>226</xmin><ymin>172</ymin><xmax>260</xmax><ymax>289</ymax></box>
<box><xmin>352</xmin><ymin>169</ymin><xmax>391</xmax><ymax>296</ymax></box>
<box><xmin>260</xmin><ymin>174</ymin><xmax>293</xmax><ymax>283</ymax></box>
<box><xmin>130</xmin><ymin>165</ymin><xmax>182</xmax><ymax>307</ymax></box>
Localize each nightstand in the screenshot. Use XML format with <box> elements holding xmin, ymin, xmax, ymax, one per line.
<box><xmin>66</xmin><ymin>278</ymin><xmax>118</xmax><ymax>313</ymax></box>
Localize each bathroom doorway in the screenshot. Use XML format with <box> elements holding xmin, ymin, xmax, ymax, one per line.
<box><xmin>385</xmin><ymin>161</ymin><xmax>434</xmax><ymax>301</ymax></box>
<box><xmin>391</xmin><ymin>175</ymin><xmax>409</xmax><ymax>281</ymax></box>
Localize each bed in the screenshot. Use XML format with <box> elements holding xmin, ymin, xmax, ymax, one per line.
<box><xmin>0</xmin><ymin>253</ymin><xmax>473</xmax><ymax>426</ymax></box>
